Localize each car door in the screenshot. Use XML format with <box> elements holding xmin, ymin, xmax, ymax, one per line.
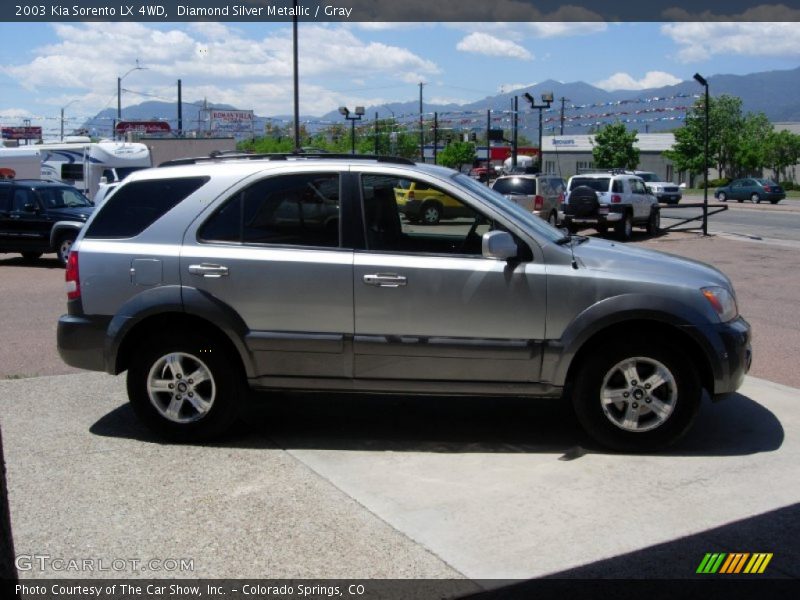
<box><xmin>352</xmin><ymin>172</ymin><xmax>547</xmax><ymax>383</ymax></box>
<box><xmin>629</xmin><ymin>178</ymin><xmax>649</xmax><ymax>219</ymax></box>
<box><xmin>8</xmin><ymin>187</ymin><xmax>49</xmax><ymax>250</ymax></box>
<box><xmin>182</xmin><ymin>170</ymin><xmax>354</xmax><ymax>379</ymax></box>
<box><xmin>730</xmin><ymin>180</ymin><xmax>744</xmax><ymax>201</ymax></box>
<box><xmin>0</xmin><ymin>185</ymin><xmax>11</xmax><ymax>246</ymax></box>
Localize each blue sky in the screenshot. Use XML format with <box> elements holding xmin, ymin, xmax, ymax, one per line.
<box><xmin>1</xmin><ymin>20</ymin><xmax>798</xmax><ymax>138</ymax></box>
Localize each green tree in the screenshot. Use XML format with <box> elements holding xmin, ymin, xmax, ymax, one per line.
<box><xmin>763</xmin><ymin>129</ymin><xmax>800</xmax><ymax>183</ymax></box>
<box><xmin>436</xmin><ymin>141</ymin><xmax>476</xmax><ymax>170</ymax></box>
<box><xmin>591</xmin><ymin>122</ymin><xmax>639</xmax><ymax>170</ymax></box>
<box><xmin>735</xmin><ymin>112</ymin><xmax>773</xmax><ymax>175</ymax></box>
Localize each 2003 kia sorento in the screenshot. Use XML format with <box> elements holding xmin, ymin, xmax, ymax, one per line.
<box><xmin>57</xmin><ymin>154</ymin><xmax>751</xmax><ymax>451</ymax></box>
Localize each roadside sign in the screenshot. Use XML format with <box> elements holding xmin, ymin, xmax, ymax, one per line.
<box><xmin>1</xmin><ymin>126</ymin><xmax>42</xmax><ymax>140</ymax></box>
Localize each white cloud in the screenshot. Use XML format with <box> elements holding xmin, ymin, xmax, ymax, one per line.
<box><xmin>595</xmin><ymin>71</ymin><xmax>683</xmax><ymax>91</ymax></box>
<box><xmin>661</xmin><ymin>22</ymin><xmax>800</xmax><ymax>62</ymax></box>
<box><xmin>1</xmin><ymin>22</ymin><xmax>440</xmax><ymax>117</ymax></box>
<box><xmin>456</xmin><ymin>32</ymin><xmax>533</xmax><ymax>61</ymax></box>
<box><xmin>499</xmin><ymin>82</ymin><xmax>537</xmax><ymax>94</ymax></box>
<box><xmin>448</xmin><ymin>21</ymin><xmax>607</xmax><ymax>40</ymax></box>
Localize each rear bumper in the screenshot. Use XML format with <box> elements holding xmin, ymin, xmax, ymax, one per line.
<box><xmin>57</xmin><ymin>314</ymin><xmax>110</xmax><ymax>372</ymax></box>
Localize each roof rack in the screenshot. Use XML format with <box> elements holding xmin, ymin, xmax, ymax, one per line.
<box><xmin>159</xmin><ymin>152</ymin><xmax>417</xmax><ymax>168</ymax></box>
<box><xmin>576</xmin><ymin>168</ymin><xmax>634</xmax><ymax>175</ymax></box>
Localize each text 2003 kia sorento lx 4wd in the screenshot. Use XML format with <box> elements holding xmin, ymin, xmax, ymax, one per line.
<box><xmin>57</xmin><ymin>154</ymin><xmax>751</xmax><ymax>451</ymax></box>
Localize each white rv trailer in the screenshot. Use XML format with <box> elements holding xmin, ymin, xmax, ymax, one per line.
<box><xmin>0</xmin><ymin>147</ymin><xmax>43</xmax><ymax>180</ymax></box>
<box><xmin>36</xmin><ymin>139</ymin><xmax>151</xmax><ymax>199</ymax></box>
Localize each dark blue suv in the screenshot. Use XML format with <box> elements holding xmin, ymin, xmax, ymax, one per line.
<box><xmin>0</xmin><ymin>179</ymin><xmax>93</xmax><ymax>265</ymax></box>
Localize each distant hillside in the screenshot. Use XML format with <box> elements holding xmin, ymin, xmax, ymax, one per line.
<box><xmin>83</xmin><ymin>66</ymin><xmax>800</xmax><ymax>138</ymax></box>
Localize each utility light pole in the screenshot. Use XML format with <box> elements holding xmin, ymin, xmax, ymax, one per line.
<box><xmin>559</xmin><ymin>96</ymin><xmax>570</xmax><ymax>136</ymax></box>
<box><xmin>524</xmin><ymin>92</ymin><xmax>554</xmax><ymax>174</ymax></box>
<box><xmin>339</xmin><ymin>106</ymin><xmax>365</xmax><ymax>155</ymax></box>
<box><xmin>60</xmin><ymin>99</ymin><xmax>79</xmax><ymax>142</ymax></box>
<box><xmin>694</xmin><ymin>72</ymin><xmax>710</xmax><ymax>236</ymax></box>
<box><xmin>419</xmin><ymin>82</ymin><xmax>425</xmax><ymax>162</ymax></box>
<box><xmin>117</xmin><ymin>61</ymin><xmax>147</xmax><ymax>139</ymax></box>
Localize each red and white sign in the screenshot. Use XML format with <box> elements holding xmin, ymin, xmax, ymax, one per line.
<box><xmin>2</xmin><ymin>126</ymin><xmax>42</xmax><ymax>140</ymax></box>
<box><xmin>115</xmin><ymin>121</ymin><xmax>172</xmax><ymax>134</ymax></box>
<box><xmin>211</xmin><ymin>110</ymin><xmax>254</xmax><ymax>123</ymax></box>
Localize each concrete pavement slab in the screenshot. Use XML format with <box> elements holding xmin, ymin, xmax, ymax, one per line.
<box><xmin>273</xmin><ymin>376</ymin><xmax>798</xmax><ymax>579</ymax></box>
<box><xmin>2</xmin><ymin>372</ymin><xmax>796</xmax><ymax>581</ymax></box>
<box><xmin>0</xmin><ymin>373</ymin><xmax>465</xmax><ymax>580</ymax></box>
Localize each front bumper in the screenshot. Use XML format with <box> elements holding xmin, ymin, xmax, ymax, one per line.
<box><xmin>707</xmin><ymin>316</ymin><xmax>752</xmax><ymax>398</ymax></box>
<box><xmin>57</xmin><ymin>313</ymin><xmax>111</xmax><ymax>372</ymax></box>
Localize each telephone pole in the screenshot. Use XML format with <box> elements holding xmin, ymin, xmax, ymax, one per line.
<box><xmin>419</xmin><ymin>82</ymin><xmax>425</xmax><ymax>162</ymax></box>
<box><xmin>559</xmin><ymin>97</ymin><xmax>570</xmax><ymax>136</ymax></box>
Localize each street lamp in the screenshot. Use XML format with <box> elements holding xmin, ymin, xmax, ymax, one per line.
<box><xmin>117</xmin><ymin>62</ymin><xmax>147</xmax><ymax>139</ymax></box>
<box><xmin>694</xmin><ymin>72</ymin><xmax>710</xmax><ymax>236</ymax></box>
<box><xmin>339</xmin><ymin>106</ymin><xmax>365</xmax><ymax>155</ymax></box>
<box><xmin>60</xmin><ymin>99</ymin><xmax>79</xmax><ymax>142</ymax></box>
<box><xmin>524</xmin><ymin>91</ymin><xmax>553</xmax><ymax>174</ymax></box>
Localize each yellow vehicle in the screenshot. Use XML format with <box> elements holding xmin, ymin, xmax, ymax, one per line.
<box><xmin>394</xmin><ymin>179</ymin><xmax>472</xmax><ymax>225</ymax></box>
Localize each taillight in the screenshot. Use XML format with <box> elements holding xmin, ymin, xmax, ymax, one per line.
<box><xmin>408</xmin><ymin>191</ymin><xmax>415</xmax><ymax>200</ymax></box>
<box><xmin>558</xmin><ymin>192</ymin><xmax>565</xmax><ymax>204</ymax></box>
<box><xmin>533</xmin><ymin>195</ymin><xmax>544</xmax><ymax>210</ymax></box>
<box><xmin>66</xmin><ymin>251</ymin><xmax>80</xmax><ymax>300</ymax></box>
<box><xmin>762</xmin><ymin>185</ymin><xmax>772</xmax><ymax>192</ymax></box>
<box><xmin>611</xmin><ymin>194</ymin><xmax>622</xmax><ymax>203</ymax></box>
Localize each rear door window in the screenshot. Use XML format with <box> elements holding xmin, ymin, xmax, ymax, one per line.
<box><xmin>570</xmin><ymin>177</ymin><xmax>610</xmax><ymax>192</ymax></box>
<box><xmin>492</xmin><ymin>178</ymin><xmax>536</xmax><ymax>196</ymax></box>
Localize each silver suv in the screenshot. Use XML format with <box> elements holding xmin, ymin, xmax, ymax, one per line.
<box><xmin>563</xmin><ymin>171</ymin><xmax>660</xmax><ymax>240</ymax></box>
<box><xmin>57</xmin><ymin>154</ymin><xmax>751</xmax><ymax>451</ymax></box>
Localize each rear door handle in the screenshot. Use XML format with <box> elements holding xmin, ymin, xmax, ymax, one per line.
<box><xmin>363</xmin><ymin>273</ymin><xmax>407</xmax><ymax>287</ymax></box>
<box><xmin>188</xmin><ymin>263</ymin><xmax>229</xmax><ymax>278</ymax></box>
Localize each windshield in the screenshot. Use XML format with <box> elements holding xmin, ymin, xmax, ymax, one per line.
<box><xmin>569</xmin><ymin>177</ymin><xmax>610</xmax><ymax>192</ymax></box>
<box><xmin>454</xmin><ymin>173</ymin><xmax>564</xmax><ymax>243</ymax></box>
<box><xmin>492</xmin><ymin>178</ymin><xmax>536</xmax><ymax>195</ymax></box>
<box><xmin>36</xmin><ymin>186</ymin><xmax>92</xmax><ymax>208</ymax></box>
<box><xmin>115</xmin><ymin>167</ymin><xmax>147</xmax><ymax>181</ymax></box>
<box><xmin>637</xmin><ymin>172</ymin><xmax>658</xmax><ymax>182</ymax></box>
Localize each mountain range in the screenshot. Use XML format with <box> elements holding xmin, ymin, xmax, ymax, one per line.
<box><xmin>83</xmin><ymin>66</ymin><xmax>800</xmax><ymax>139</ymax></box>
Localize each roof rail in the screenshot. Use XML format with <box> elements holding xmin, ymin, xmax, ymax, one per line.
<box><xmin>159</xmin><ymin>152</ymin><xmax>417</xmax><ymax>168</ymax></box>
<box><xmin>575</xmin><ymin>167</ymin><xmax>634</xmax><ymax>175</ymax></box>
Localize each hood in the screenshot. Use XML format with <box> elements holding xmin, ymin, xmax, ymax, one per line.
<box><xmin>571</xmin><ymin>237</ymin><xmax>732</xmax><ymax>291</ymax></box>
<box><xmin>46</xmin><ymin>205</ymin><xmax>94</xmax><ymax>222</ymax></box>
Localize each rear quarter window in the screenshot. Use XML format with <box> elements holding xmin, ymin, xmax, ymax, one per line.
<box><xmin>84</xmin><ymin>176</ymin><xmax>209</xmax><ymax>238</ymax></box>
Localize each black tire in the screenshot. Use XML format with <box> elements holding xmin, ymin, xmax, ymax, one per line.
<box><xmin>615</xmin><ymin>212</ymin><xmax>633</xmax><ymax>241</ymax></box>
<box><xmin>566</xmin><ymin>221</ymin><xmax>580</xmax><ymax>234</ymax></box>
<box><xmin>20</xmin><ymin>252</ymin><xmax>43</xmax><ymax>261</ymax></box>
<box><xmin>770</xmin><ymin>199</ymin><xmax>781</xmax><ymax>205</ymax></box>
<box><xmin>646</xmin><ymin>208</ymin><xmax>661</xmax><ymax>236</ymax></box>
<box><xmin>751</xmin><ymin>193</ymin><xmax>760</xmax><ymax>204</ymax></box>
<box><xmin>420</xmin><ymin>202</ymin><xmax>442</xmax><ymax>225</ymax></box>
<box><xmin>55</xmin><ymin>234</ymin><xmax>75</xmax><ymax>267</ymax></box>
<box><xmin>571</xmin><ymin>337</ymin><xmax>702</xmax><ymax>452</ymax></box>
<box><xmin>717</xmin><ymin>192</ymin><xmax>727</xmax><ymax>202</ymax></box>
<box><xmin>547</xmin><ymin>211</ymin><xmax>558</xmax><ymax>227</ymax></box>
<box><xmin>596</xmin><ymin>223</ymin><xmax>608</xmax><ymax>235</ymax></box>
<box><xmin>127</xmin><ymin>333</ymin><xmax>245</xmax><ymax>442</ymax></box>
<box><xmin>737</xmin><ymin>198</ymin><xmax>744</xmax><ymax>203</ymax></box>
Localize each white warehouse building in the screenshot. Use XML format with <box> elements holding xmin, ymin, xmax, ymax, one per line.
<box><xmin>540</xmin><ymin>133</ymin><xmax>685</xmax><ymax>183</ymax></box>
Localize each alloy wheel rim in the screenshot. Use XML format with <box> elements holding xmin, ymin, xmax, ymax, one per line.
<box><xmin>599</xmin><ymin>356</ymin><xmax>677</xmax><ymax>432</ymax></box>
<box><xmin>146</xmin><ymin>352</ymin><xmax>216</xmax><ymax>423</ymax></box>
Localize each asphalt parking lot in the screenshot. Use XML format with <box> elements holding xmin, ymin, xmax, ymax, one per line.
<box><xmin>1</xmin><ymin>229</ymin><xmax>799</xmax><ymax>585</ymax></box>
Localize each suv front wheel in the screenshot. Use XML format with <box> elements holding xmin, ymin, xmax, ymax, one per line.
<box><xmin>571</xmin><ymin>338</ymin><xmax>701</xmax><ymax>452</ymax></box>
<box><xmin>127</xmin><ymin>334</ymin><xmax>245</xmax><ymax>441</ymax></box>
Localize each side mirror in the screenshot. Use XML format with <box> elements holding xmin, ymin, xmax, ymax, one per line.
<box><xmin>482</xmin><ymin>230</ymin><xmax>517</xmax><ymax>261</ymax></box>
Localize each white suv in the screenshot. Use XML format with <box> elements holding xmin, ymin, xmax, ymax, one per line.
<box><xmin>563</xmin><ymin>171</ymin><xmax>660</xmax><ymax>240</ymax></box>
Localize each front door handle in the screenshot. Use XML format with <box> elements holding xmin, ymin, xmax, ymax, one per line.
<box><xmin>363</xmin><ymin>273</ymin><xmax>407</xmax><ymax>287</ymax></box>
<box><xmin>188</xmin><ymin>263</ymin><xmax>229</xmax><ymax>278</ymax></box>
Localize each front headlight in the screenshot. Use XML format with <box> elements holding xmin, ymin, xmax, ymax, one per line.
<box><xmin>701</xmin><ymin>286</ymin><xmax>738</xmax><ymax>322</ymax></box>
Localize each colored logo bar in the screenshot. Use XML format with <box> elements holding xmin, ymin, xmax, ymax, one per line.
<box><xmin>696</xmin><ymin>553</ymin><xmax>773</xmax><ymax>574</ymax></box>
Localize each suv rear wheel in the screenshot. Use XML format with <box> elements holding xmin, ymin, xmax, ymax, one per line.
<box><xmin>615</xmin><ymin>212</ymin><xmax>633</xmax><ymax>241</ymax></box>
<box><xmin>127</xmin><ymin>334</ymin><xmax>245</xmax><ymax>441</ymax></box>
<box><xmin>646</xmin><ymin>208</ymin><xmax>661</xmax><ymax>236</ymax></box>
<box><xmin>571</xmin><ymin>338</ymin><xmax>701</xmax><ymax>452</ymax></box>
